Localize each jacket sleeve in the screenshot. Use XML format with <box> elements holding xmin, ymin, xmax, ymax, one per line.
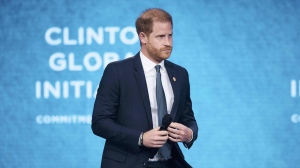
<box><xmin>180</xmin><ymin>69</ymin><xmax>198</xmax><ymax>149</ymax></box>
<box><xmin>91</xmin><ymin>63</ymin><xmax>141</xmax><ymax>153</ymax></box>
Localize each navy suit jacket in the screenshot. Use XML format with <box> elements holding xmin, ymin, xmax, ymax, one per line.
<box><xmin>92</xmin><ymin>52</ymin><xmax>198</xmax><ymax>168</ymax></box>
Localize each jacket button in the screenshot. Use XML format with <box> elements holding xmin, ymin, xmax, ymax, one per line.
<box><xmin>142</xmin><ymin>162</ymin><xmax>146</xmax><ymax>166</ymax></box>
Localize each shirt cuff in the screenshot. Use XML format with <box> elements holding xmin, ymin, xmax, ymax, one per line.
<box><xmin>186</xmin><ymin>128</ymin><xmax>193</xmax><ymax>142</ymax></box>
<box><xmin>183</xmin><ymin>128</ymin><xmax>193</xmax><ymax>148</ymax></box>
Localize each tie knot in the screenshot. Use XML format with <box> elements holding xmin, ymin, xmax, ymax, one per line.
<box><xmin>155</xmin><ymin>65</ymin><xmax>161</xmax><ymax>73</ymax></box>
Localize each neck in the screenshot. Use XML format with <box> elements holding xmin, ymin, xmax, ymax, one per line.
<box><xmin>140</xmin><ymin>48</ymin><xmax>162</xmax><ymax>64</ymax></box>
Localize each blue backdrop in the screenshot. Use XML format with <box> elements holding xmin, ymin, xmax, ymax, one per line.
<box><xmin>1</xmin><ymin>0</ymin><xmax>300</xmax><ymax>167</ymax></box>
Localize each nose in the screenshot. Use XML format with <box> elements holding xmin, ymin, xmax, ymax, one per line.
<box><xmin>164</xmin><ymin>36</ymin><xmax>172</xmax><ymax>46</ymax></box>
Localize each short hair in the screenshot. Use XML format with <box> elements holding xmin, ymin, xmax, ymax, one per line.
<box><xmin>135</xmin><ymin>8</ymin><xmax>173</xmax><ymax>36</ymax></box>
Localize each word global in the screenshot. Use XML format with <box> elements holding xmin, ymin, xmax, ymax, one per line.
<box><xmin>49</xmin><ymin>51</ymin><xmax>133</xmax><ymax>71</ymax></box>
<box><xmin>36</xmin><ymin>80</ymin><xmax>97</xmax><ymax>99</ymax></box>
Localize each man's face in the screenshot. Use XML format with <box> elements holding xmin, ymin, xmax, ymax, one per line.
<box><xmin>143</xmin><ymin>21</ymin><xmax>173</xmax><ymax>63</ymax></box>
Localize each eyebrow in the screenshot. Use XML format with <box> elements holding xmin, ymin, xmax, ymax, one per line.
<box><xmin>156</xmin><ymin>33</ymin><xmax>173</xmax><ymax>37</ymax></box>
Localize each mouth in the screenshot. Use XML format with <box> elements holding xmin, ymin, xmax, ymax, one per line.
<box><xmin>161</xmin><ymin>48</ymin><xmax>172</xmax><ymax>52</ymax></box>
<box><xmin>161</xmin><ymin>50</ymin><xmax>172</xmax><ymax>54</ymax></box>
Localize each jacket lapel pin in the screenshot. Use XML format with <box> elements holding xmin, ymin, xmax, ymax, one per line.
<box><xmin>173</xmin><ymin>77</ymin><xmax>176</xmax><ymax>82</ymax></box>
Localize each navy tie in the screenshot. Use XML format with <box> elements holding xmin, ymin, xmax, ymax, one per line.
<box><xmin>155</xmin><ymin>65</ymin><xmax>171</xmax><ymax>160</ymax></box>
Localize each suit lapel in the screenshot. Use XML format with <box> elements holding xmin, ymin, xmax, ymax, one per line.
<box><xmin>165</xmin><ymin>61</ymin><xmax>179</xmax><ymax>121</ymax></box>
<box><xmin>132</xmin><ymin>54</ymin><xmax>179</xmax><ymax>126</ymax></box>
<box><xmin>133</xmin><ymin>53</ymin><xmax>153</xmax><ymax>127</ymax></box>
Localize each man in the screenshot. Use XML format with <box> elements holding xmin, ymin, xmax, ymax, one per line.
<box><xmin>92</xmin><ymin>8</ymin><xmax>198</xmax><ymax>168</ymax></box>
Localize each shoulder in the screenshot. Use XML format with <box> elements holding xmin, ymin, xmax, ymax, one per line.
<box><xmin>165</xmin><ymin>60</ymin><xmax>188</xmax><ymax>74</ymax></box>
<box><xmin>108</xmin><ymin>55</ymin><xmax>135</xmax><ymax>67</ymax></box>
<box><xmin>100</xmin><ymin>55</ymin><xmax>138</xmax><ymax>86</ymax></box>
<box><xmin>105</xmin><ymin>54</ymin><xmax>138</xmax><ymax>72</ymax></box>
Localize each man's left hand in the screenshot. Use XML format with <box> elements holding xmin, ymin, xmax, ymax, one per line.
<box><xmin>167</xmin><ymin>122</ymin><xmax>192</xmax><ymax>143</ymax></box>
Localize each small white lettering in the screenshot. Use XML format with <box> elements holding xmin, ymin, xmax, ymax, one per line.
<box><xmin>36</xmin><ymin>115</ymin><xmax>91</xmax><ymax>124</ymax></box>
<box><xmin>48</xmin><ymin>52</ymin><xmax>133</xmax><ymax>71</ymax></box>
<box><xmin>35</xmin><ymin>80</ymin><xmax>98</xmax><ymax>99</ymax></box>
<box><xmin>45</xmin><ymin>27</ymin><xmax>138</xmax><ymax>45</ymax></box>
<box><xmin>291</xmin><ymin>80</ymin><xmax>297</xmax><ymax>98</ymax></box>
<box><xmin>291</xmin><ymin>114</ymin><xmax>300</xmax><ymax>123</ymax></box>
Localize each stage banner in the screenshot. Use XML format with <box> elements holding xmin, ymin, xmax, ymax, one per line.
<box><xmin>1</xmin><ymin>0</ymin><xmax>299</xmax><ymax>168</ymax></box>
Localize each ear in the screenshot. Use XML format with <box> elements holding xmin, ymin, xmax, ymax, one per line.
<box><xmin>139</xmin><ymin>32</ymin><xmax>148</xmax><ymax>44</ymax></box>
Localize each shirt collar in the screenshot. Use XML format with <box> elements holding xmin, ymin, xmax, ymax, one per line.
<box><xmin>140</xmin><ymin>51</ymin><xmax>166</xmax><ymax>73</ymax></box>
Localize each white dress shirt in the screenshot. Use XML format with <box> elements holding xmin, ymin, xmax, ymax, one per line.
<box><xmin>140</xmin><ymin>51</ymin><xmax>174</xmax><ymax>129</ymax></box>
<box><xmin>140</xmin><ymin>51</ymin><xmax>174</xmax><ymax>161</ymax></box>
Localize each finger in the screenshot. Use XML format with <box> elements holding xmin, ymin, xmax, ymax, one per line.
<box><xmin>150</xmin><ymin>142</ymin><xmax>164</xmax><ymax>148</ymax></box>
<box><xmin>169</xmin><ymin>122</ymin><xmax>183</xmax><ymax>131</ymax></box>
<box><xmin>153</xmin><ymin>140</ymin><xmax>166</xmax><ymax>146</ymax></box>
<box><xmin>156</xmin><ymin>142</ymin><xmax>167</xmax><ymax>147</ymax></box>
<box><xmin>168</xmin><ymin>131</ymin><xmax>176</xmax><ymax>138</ymax></box>
<box><xmin>168</xmin><ymin>135</ymin><xmax>180</xmax><ymax>142</ymax></box>
<box><xmin>169</xmin><ymin>122</ymin><xmax>178</xmax><ymax>128</ymax></box>
<box><xmin>168</xmin><ymin>130</ymin><xmax>179</xmax><ymax>138</ymax></box>
<box><xmin>154</xmin><ymin>136</ymin><xmax>169</xmax><ymax>142</ymax></box>
<box><xmin>168</xmin><ymin>127</ymin><xmax>179</xmax><ymax>135</ymax></box>
<box><xmin>153</xmin><ymin>133</ymin><xmax>169</xmax><ymax>141</ymax></box>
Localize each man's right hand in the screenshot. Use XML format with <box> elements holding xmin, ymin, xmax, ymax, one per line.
<box><xmin>142</xmin><ymin>127</ymin><xmax>168</xmax><ymax>148</ymax></box>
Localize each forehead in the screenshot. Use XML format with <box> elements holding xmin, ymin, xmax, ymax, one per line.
<box><xmin>151</xmin><ymin>21</ymin><xmax>173</xmax><ymax>35</ymax></box>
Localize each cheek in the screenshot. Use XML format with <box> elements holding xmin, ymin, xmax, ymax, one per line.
<box><xmin>149</xmin><ymin>43</ymin><xmax>160</xmax><ymax>51</ymax></box>
<box><xmin>155</xmin><ymin>42</ymin><xmax>164</xmax><ymax>49</ymax></box>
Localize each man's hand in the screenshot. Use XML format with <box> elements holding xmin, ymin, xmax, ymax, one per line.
<box><xmin>142</xmin><ymin>127</ymin><xmax>169</xmax><ymax>148</ymax></box>
<box><xmin>167</xmin><ymin>122</ymin><xmax>192</xmax><ymax>143</ymax></box>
